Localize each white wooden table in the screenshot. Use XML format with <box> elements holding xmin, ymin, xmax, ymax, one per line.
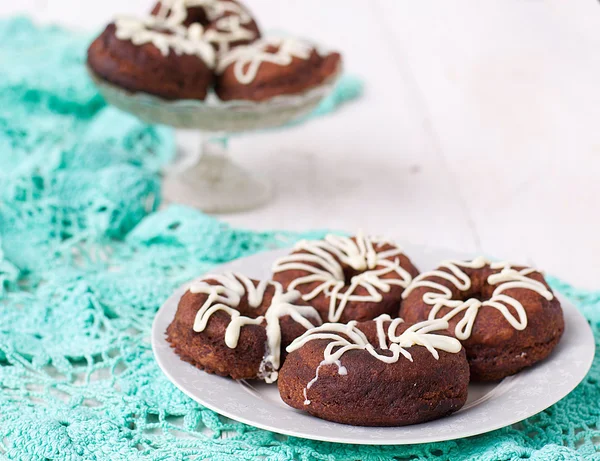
<box><xmin>4</xmin><ymin>0</ymin><xmax>600</xmax><ymax>288</ymax></box>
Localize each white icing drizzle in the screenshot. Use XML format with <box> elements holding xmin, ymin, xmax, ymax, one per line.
<box><xmin>155</xmin><ymin>0</ymin><xmax>257</xmax><ymax>53</ymax></box>
<box><xmin>157</xmin><ymin>0</ymin><xmax>254</xmax><ymax>25</ymax></box>
<box><xmin>303</xmin><ymin>360</ymin><xmax>346</xmax><ymax>405</ymax></box>
<box><xmin>401</xmin><ymin>258</ymin><xmax>554</xmax><ymax>340</ymax></box>
<box><xmin>114</xmin><ymin>16</ymin><xmax>216</xmax><ymax>68</ymax></box>
<box><xmin>272</xmin><ymin>232</ymin><xmax>414</xmax><ymax>323</ymax></box>
<box><xmin>287</xmin><ymin>314</ymin><xmax>462</xmax><ymax>405</ymax></box>
<box><xmin>189</xmin><ymin>272</ymin><xmax>321</xmax><ymax>383</ymax></box>
<box><xmin>216</xmin><ymin>37</ymin><xmax>315</xmax><ymax>84</ymax></box>
<box><xmin>204</xmin><ymin>15</ymin><xmax>256</xmax><ymax>53</ymax></box>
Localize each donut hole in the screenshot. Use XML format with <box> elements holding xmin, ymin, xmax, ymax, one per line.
<box><xmin>453</xmin><ymin>276</ymin><xmax>522</xmax><ymax>319</ymax></box>
<box><xmin>448</xmin><ymin>269</ymin><xmax>497</xmax><ymax>303</ymax></box>
<box><xmin>203</xmin><ymin>278</ymin><xmax>271</xmax><ymax>319</ymax></box>
<box><xmin>185</xmin><ymin>6</ymin><xmax>210</xmax><ymax>25</ymax></box>
<box><xmin>152</xmin><ymin>3</ymin><xmax>210</xmax><ymax>26</ymax></box>
<box><xmin>467</xmin><ymin>292</ymin><xmax>488</xmax><ymax>303</ymax></box>
<box><xmin>230</xmin><ymin>288</ymin><xmax>275</xmax><ymax>319</ymax></box>
<box><xmin>342</xmin><ymin>265</ymin><xmax>365</xmax><ymax>284</ymax></box>
<box><xmin>232</xmin><ymin>297</ymin><xmax>264</xmax><ymax>319</ymax></box>
<box><xmin>373</xmin><ymin>348</ymin><xmax>395</xmax><ymax>358</ymax></box>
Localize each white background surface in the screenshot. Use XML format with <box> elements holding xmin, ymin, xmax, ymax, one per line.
<box><xmin>3</xmin><ymin>0</ymin><xmax>600</xmax><ymax>288</ymax></box>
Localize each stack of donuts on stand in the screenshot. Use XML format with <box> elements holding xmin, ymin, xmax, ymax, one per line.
<box><xmin>87</xmin><ymin>0</ymin><xmax>342</xmax><ymax>102</ymax></box>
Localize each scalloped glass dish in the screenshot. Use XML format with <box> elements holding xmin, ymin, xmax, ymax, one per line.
<box><xmin>88</xmin><ymin>64</ymin><xmax>341</xmax><ymax>212</ymax></box>
<box><xmin>151</xmin><ymin>244</ymin><xmax>595</xmax><ymax>445</ymax></box>
<box><xmin>88</xmin><ymin>66</ymin><xmax>340</xmax><ymax>132</ymax></box>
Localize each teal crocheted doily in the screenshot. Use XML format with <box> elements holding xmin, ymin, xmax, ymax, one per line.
<box><xmin>0</xmin><ymin>17</ymin><xmax>598</xmax><ymax>461</ymax></box>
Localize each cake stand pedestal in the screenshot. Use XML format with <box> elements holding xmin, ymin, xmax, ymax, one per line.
<box><xmin>163</xmin><ymin>137</ymin><xmax>272</xmax><ymax>212</ymax></box>
<box><xmin>89</xmin><ymin>67</ymin><xmax>340</xmax><ymax>213</ymax></box>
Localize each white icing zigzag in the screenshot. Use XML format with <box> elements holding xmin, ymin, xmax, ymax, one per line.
<box><xmin>286</xmin><ymin>314</ymin><xmax>462</xmax><ymax>405</ymax></box>
<box><xmin>156</xmin><ymin>0</ymin><xmax>254</xmax><ymax>26</ymax></box>
<box><xmin>272</xmin><ymin>232</ymin><xmax>414</xmax><ymax>322</ymax></box>
<box><xmin>216</xmin><ymin>37</ymin><xmax>314</xmax><ymax>84</ymax></box>
<box><xmin>401</xmin><ymin>257</ymin><xmax>554</xmax><ymax>340</ymax></box>
<box><xmin>155</xmin><ymin>0</ymin><xmax>258</xmax><ymax>53</ymax></box>
<box><xmin>204</xmin><ymin>15</ymin><xmax>256</xmax><ymax>53</ymax></box>
<box><xmin>114</xmin><ymin>16</ymin><xmax>216</xmax><ymax>68</ymax></box>
<box><xmin>189</xmin><ymin>272</ymin><xmax>321</xmax><ymax>383</ymax></box>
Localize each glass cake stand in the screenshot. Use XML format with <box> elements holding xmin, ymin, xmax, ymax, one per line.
<box><xmin>88</xmin><ymin>67</ymin><xmax>340</xmax><ymax>213</ymax></box>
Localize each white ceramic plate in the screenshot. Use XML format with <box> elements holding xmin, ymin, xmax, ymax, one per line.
<box><xmin>152</xmin><ymin>245</ymin><xmax>595</xmax><ymax>445</ymax></box>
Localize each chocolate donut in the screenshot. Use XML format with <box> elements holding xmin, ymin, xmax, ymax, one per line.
<box><xmin>278</xmin><ymin>315</ymin><xmax>470</xmax><ymax>426</ymax></box>
<box><xmin>400</xmin><ymin>258</ymin><xmax>564</xmax><ymax>381</ymax></box>
<box><xmin>272</xmin><ymin>233</ymin><xmax>419</xmax><ymax>323</ymax></box>
<box><xmin>214</xmin><ymin>37</ymin><xmax>342</xmax><ymax>101</ymax></box>
<box><xmin>167</xmin><ymin>272</ymin><xmax>322</xmax><ymax>382</ymax></box>
<box><xmin>87</xmin><ymin>17</ymin><xmax>215</xmax><ymax>100</ymax></box>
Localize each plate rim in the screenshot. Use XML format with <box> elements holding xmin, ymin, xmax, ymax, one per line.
<box><xmin>151</xmin><ymin>245</ymin><xmax>596</xmax><ymax>445</ymax></box>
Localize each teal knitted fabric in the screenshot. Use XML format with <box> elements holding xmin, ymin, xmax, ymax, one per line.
<box><xmin>0</xmin><ymin>17</ymin><xmax>599</xmax><ymax>461</ymax></box>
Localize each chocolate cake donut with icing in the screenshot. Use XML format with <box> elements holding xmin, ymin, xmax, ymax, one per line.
<box><xmin>278</xmin><ymin>315</ymin><xmax>469</xmax><ymax>426</ymax></box>
<box><xmin>167</xmin><ymin>272</ymin><xmax>321</xmax><ymax>382</ymax></box>
<box><xmin>87</xmin><ymin>16</ymin><xmax>216</xmax><ymax>100</ymax></box>
<box><xmin>215</xmin><ymin>37</ymin><xmax>342</xmax><ymax>101</ymax></box>
<box><xmin>400</xmin><ymin>258</ymin><xmax>564</xmax><ymax>381</ymax></box>
<box><xmin>151</xmin><ymin>0</ymin><xmax>260</xmax><ymax>52</ymax></box>
<box><xmin>272</xmin><ymin>233</ymin><xmax>419</xmax><ymax>323</ymax></box>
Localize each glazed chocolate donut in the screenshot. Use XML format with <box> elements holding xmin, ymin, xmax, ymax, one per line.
<box><xmin>400</xmin><ymin>258</ymin><xmax>564</xmax><ymax>381</ymax></box>
<box><xmin>151</xmin><ymin>0</ymin><xmax>260</xmax><ymax>52</ymax></box>
<box><xmin>278</xmin><ymin>315</ymin><xmax>469</xmax><ymax>426</ymax></box>
<box><xmin>214</xmin><ymin>37</ymin><xmax>342</xmax><ymax>101</ymax></box>
<box><xmin>272</xmin><ymin>233</ymin><xmax>419</xmax><ymax>323</ymax></box>
<box><xmin>167</xmin><ymin>272</ymin><xmax>321</xmax><ymax>382</ymax></box>
<box><xmin>87</xmin><ymin>17</ymin><xmax>215</xmax><ymax>100</ymax></box>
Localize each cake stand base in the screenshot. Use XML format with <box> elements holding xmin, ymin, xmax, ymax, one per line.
<box><xmin>162</xmin><ymin>148</ymin><xmax>272</xmax><ymax>214</ymax></box>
